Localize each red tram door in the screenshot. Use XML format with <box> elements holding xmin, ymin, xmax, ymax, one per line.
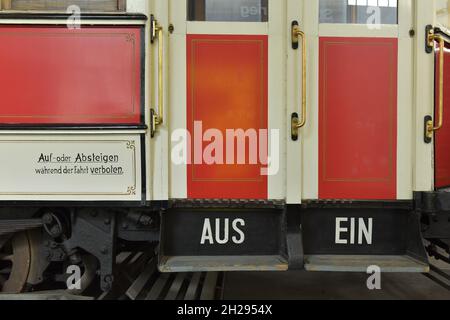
<box><xmin>435</xmin><ymin>40</ymin><xmax>450</xmax><ymax>189</ymax></box>
<box><xmin>318</xmin><ymin>37</ymin><xmax>398</xmax><ymax>200</ymax></box>
<box><xmin>167</xmin><ymin>0</ymin><xmax>284</xmax><ymax>201</ymax></box>
<box><xmin>310</xmin><ymin>1</ymin><xmax>404</xmax><ymax>201</ymax></box>
<box><xmin>186</xmin><ymin>34</ymin><xmax>268</xmax><ymax>199</ymax></box>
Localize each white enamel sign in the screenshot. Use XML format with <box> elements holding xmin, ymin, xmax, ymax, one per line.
<box><xmin>0</xmin><ymin>135</ymin><xmax>142</xmax><ymax>201</ymax></box>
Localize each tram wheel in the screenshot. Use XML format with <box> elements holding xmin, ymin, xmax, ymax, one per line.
<box><xmin>0</xmin><ymin>232</ymin><xmax>32</xmax><ymax>293</ymax></box>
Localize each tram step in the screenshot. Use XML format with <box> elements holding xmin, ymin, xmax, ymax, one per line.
<box><xmin>159</xmin><ymin>255</ymin><xmax>289</xmax><ymax>273</ymax></box>
<box><xmin>305</xmin><ymin>255</ymin><xmax>429</xmax><ymax>273</ymax></box>
<box><xmin>0</xmin><ymin>291</ymin><xmax>94</xmax><ymax>300</ymax></box>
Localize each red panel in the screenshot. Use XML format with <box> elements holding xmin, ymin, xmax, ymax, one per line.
<box><xmin>435</xmin><ymin>43</ymin><xmax>450</xmax><ymax>188</ymax></box>
<box><xmin>319</xmin><ymin>37</ymin><xmax>398</xmax><ymax>200</ymax></box>
<box><xmin>0</xmin><ymin>26</ymin><xmax>142</xmax><ymax>124</ymax></box>
<box><xmin>187</xmin><ymin>35</ymin><xmax>268</xmax><ymax>199</ymax></box>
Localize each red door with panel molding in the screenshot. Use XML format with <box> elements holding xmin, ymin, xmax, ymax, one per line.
<box><xmin>187</xmin><ymin>34</ymin><xmax>268</xmax><ymax>199</ymax></box>
<box><xmin>435</xmin><ymin>42</ymin><xmax>450</xmax><ymax>189</ymax></box>
<box><xmin>319</xmin><ymin>37</ymin><xmax>398</xmax><ymax>200</ymax></box>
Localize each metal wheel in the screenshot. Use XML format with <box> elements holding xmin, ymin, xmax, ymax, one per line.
<box><xmin>0</xmin><ymin>233</ymin><xmax>31</xmax><ymax>293</ymax></box>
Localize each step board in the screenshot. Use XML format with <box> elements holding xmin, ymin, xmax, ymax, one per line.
<box><xmin>159</xmin><ymin>255</ymin><xmax>289</xmax><ymax>273</ymax></box>
<box><xmin>305</xmin><ymin>255</ymin><xmax>429</xmax><ymax>273</ymax></box>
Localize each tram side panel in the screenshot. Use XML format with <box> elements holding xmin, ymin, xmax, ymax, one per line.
<box><xmin>0</xmin><ymin>24</ymin><xmax>146</xmax><ymax>203</ymax></box>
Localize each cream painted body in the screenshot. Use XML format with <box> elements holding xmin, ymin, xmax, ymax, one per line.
<box><xmin>164</xmin><ymin>0</ymin><xmax>286</xmax><ymax>200</ymax></box>
<box><xmin>294</xmin><ymin>0</ymin><xmax>416</xmax><ymax>202</ymax></box>
<box><xmin>159</xmin><ymin>0</ymin><xmax>436</xmax><ymax>203</ymax></box>
<box><xmin>0</xmin><ymin>1</ymin><xmax>152</xmax><ymax>202</ymax></box>
<box><xmin>0</xmin><ymin>0</ymin><xmax>441</xmax><ymax>203</ymax></box>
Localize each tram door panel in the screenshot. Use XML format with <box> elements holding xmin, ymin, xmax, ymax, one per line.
<box><xmin>166</xmin><ymin>0</ymin><xmax>285</xmax><ymax>200</ymax></box>
<box><xmin>435</xmin><ymin>43</ymin><xmax>450</xmax><ymax>189</ymax></box>
<box><xmin>156</xmin><ymin>0</ymin><xmax>413</xmax><ymax>202</ymax></box>
<box><xmin>295</xmin><ymin>0</ymin><xmax>414</xmax><ymax>202</ymax></box>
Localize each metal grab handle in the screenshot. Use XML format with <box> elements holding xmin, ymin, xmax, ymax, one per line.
<box><xmin>291</xmin><ymin>22</ymin><xmax>307</xmax><ymax>141</ymax></box>
<box><xmin>426</xmin><ymin>30</ymin><xmax>446</xmax><ymax>141</ymax></box>
<box><xmin>150</xmin><ymin>15</ymin><xmax>164</xmax><ymax>138</ymax></box>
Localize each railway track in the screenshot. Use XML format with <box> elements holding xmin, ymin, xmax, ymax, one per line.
<box><xmin>98</xmin><ymin>251</ymin><xmax>225</xmax><ymax>300</ymax></box>
<box><xmin>0</xmin><ymin>250</ymin><xmax>225</xmax><ymax>301</ymax></box>
<box><xmin>423</xmin><ymin>241</ymin><xmax>450</xmax><ymax>291</ymax></box>
<box><xmin>424</xmin><ymin>264</ymin><xmax>450</xmax><ymax>291</ymax></box>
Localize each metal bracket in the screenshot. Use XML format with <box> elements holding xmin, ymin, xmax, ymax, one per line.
<box><xmin>150</xmin><ymin>108</ymin><xmax>157</xmax><ymax>138</ymax></box>
<box><xmin>424</xmin><ymin>115</ymin><xmax>433</xmax><ymax>144</ymax></box>
<box><xmin>64</xmin><ymin>210</ymin><xmax>117</xmax><ymax>292</ymax></box>
<box><xmin>291</xmin><ymin>113</ymin><xmax>299</xmax><ymax>141</ymax></box>
<box><xmin>286</xmin><ymin>206</ymin><xmax>304</xmax><ymax>270</ymax></box>
<box><xmin>426</xmin><ymin>24</ymin><xmax>434</xmax><ymax>54</ymax></box>
<box><xmin>150</xmin><ymin>14</ymin><xmax>157</xmax><ymax>43</ymax></box>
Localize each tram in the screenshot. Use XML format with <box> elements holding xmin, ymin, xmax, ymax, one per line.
<box><xmin>0</xmin><ymin>0</ymin><xmax>449</xmax><ymax>293</ymax></box>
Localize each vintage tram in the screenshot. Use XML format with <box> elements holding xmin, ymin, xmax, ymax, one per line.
<box><xmin>0</xmin><ymin>0</ymin><xmax>449</xmax><ymax>293</ymax></box>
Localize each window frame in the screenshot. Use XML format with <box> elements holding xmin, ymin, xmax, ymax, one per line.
<box><xmin>187</xmin><ymin>0</ymin><xmax>269</xmax><ymax>22</ymax></box>
<box><xmin>319</xmin><ymin>0</ymin><xmax>398</xmax><ymax>25</ymax></box>
<box><xmin>0</xmin><ymin>0</ymin><xmax>127</xmax><ymax>12</ymax></box>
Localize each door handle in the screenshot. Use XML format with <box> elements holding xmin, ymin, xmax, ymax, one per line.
<box><xmin>150</xmin><ymin>15</ymin><xmax>164</xmax><ymax>138</ymax></box>
<box><xmin>425</xmin><ymin>29</ymin><xmax>447</xmax><ymax>142</ymax></box>
<box><xmin>291</xmin><ymin>21</ymin><xmax>307</xmax><ymax>141</ymax></box>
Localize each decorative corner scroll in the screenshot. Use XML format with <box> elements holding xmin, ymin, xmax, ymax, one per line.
<box><xmin>127</xmin><ymin>186</ymin><xmax>137</xmax><ymax>195</ymax></box>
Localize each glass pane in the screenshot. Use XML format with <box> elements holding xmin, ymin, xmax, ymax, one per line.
<box><xmin>436</xmin><ymin>0</ymin><xmax>450</xmax><ymax>28</ymax></box>
<box><xmin>320</xmin><ymin>0</ymin><xmax>397</xmax><ymax>25</ymax></box>
<box><xmin>188</xmin><ymin>0</ymin><xmax>268</xmax><ymax>22</ymax></box>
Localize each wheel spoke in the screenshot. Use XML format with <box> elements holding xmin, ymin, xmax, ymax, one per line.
<box><xmin>0</xmin><ymin>254</ymin><xmax>13</xmax><ymax>261</ymax></box>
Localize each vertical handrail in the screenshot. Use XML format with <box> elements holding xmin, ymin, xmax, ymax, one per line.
<box><xmin>291</xmin><ymin>23</ymin><xmax>307</xmax><ymax>140</ymax></box>
<box><xmin>150</xmin><ymin>15</ymin><xmax>164</xmax><ymax>138</ymax></box>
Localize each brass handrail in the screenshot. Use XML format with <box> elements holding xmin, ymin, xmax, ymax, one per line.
<box><xmin>426</xmin><ymin>30</ymin><xmax>447</xmax><ymax>140</ymax></box>
<box><xmin>291</xmin><ymin>24</ymin><xmax>307</xmax><ymax>141</ymax></box>
<box><xmin>151</xmin><ymin>16</ymin><xmax>164</xmax><ymax>138</ymax></box>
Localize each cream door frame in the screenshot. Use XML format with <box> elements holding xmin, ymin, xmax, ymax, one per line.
<box><xmin>414</xmin><ymin>0</ymin><xmax>437</xmax><ymax>192</ymax></box>
<box><xmin>166</xmin><ymin>0</ymin><xmax>287</xmax><ymax>200</ymax></box>
<box><xmin>287</xmin><ymin>0</ymin><xmax>416</xmax><ymax>203</ymax></box>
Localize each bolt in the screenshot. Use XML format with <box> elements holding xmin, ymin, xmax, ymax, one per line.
<box><xmin>139</xmin><ymin>216</ymin><xmax>153</xmax><ymax>227</ymax></box>
<box><xmin>50</xmin><ymin>225</ymin><xmax>62</xmax><ymax>236</ymax></box>
<box><xmin>104</xmin><ymin>218</ymin><xmax>111</xmax><ymax>225</ymax></box>
<box><xmin>122</xmin><ymin>223</ymin><xmax>129</xmax><ymax>230</ymax></box>
<box><xmin>104</xmin><ymin>275</ymin><xmax>114</xmax><ymax>283</ymax></box>
<box><xmin>409</xmin><ymin>29</ymin><xmax>415</xmax><ymax>37</ymax></box>
<box><xmin>42</xmin><ymin>213</ymin><xmax>53</xmax><ymax>224</ymax></box>
<box><xmin>69</xmin><ymin>253</ymin><xmax>82</xmax><ymax>265</ymax></box>
<box><xmin>169</xmin><ymin>24</ymin><xmax>174</xmax><ymax>33</ymax></box>
<box><xmin>100</xmin><ymin>246</ymin><xmax>108</xmax><ymax>255</ymax></box>
<box><xmin>102</xmin><ymin>275</ymin><xmax>114</xmax><ymax>292</ymax></box>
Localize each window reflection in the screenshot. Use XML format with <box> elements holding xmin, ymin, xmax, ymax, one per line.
<box><xmin>188</xmin><ymin>0</ymin><xmax>268</xmax><ymax>22</ymax></box>
<box><xmin>436</xmin><ymin>0</ymin><xmax>450</xmax><ymax>28</ymax></box>
<box><xmin>320</xmin><ymin>0</ymin><xmax>397</xmax><ymax>24</ymax></box>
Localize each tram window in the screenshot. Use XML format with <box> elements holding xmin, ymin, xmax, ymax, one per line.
<box><xmin>188</xmin><ymin>0</ymin><xmax>268</xmax><ymax>22</ymax></box>
<box><xmin>0</xmin><ymin>0</ymin><xmax>126</xmax><ymax>12</ymax></box>
<box><xmin>436</xmin><ymin>0</ymin><xmax>450</xmax><ymax>28</ymax></box>
<box><xmin>320</xmin><ymin>0</ymin><xmax>397</xmax><ymax>24</ymax></box>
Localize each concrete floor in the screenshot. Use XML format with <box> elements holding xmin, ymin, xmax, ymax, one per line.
<box><xmin>223</xmin><ymin>271</ymin><xmax>450</xmax><ymax>300</ymax></box>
